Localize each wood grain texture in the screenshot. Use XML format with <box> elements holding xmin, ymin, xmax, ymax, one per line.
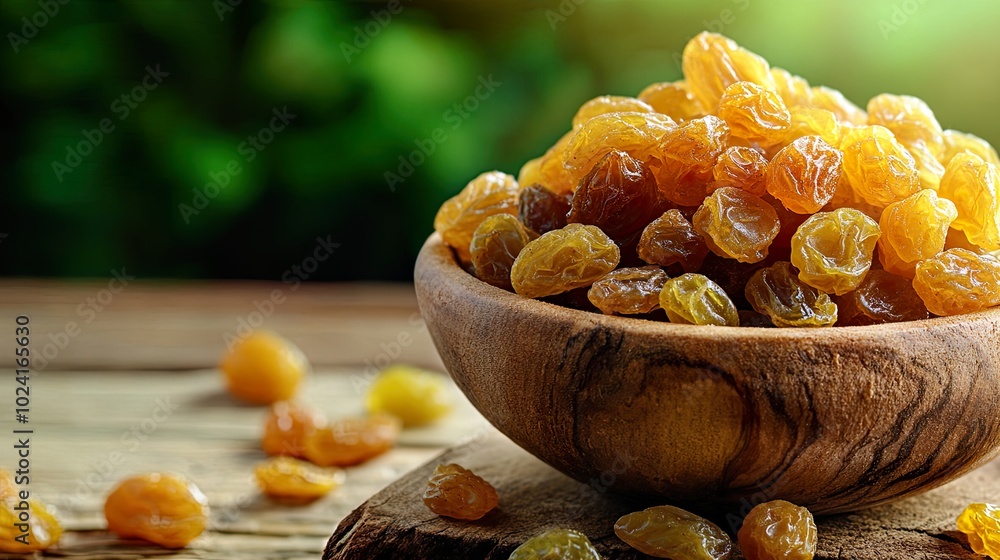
<box><xmin>414</xmin><ymin>233</ymin><xmax>1000</xmax><ymax>514</ymax></box>
<box><xmin>326</xmin><ymin>435</ymin><xmax>997</xmax><ymax>560</ymax></box>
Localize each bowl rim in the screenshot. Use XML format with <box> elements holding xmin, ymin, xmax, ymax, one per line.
<box><xmin>418</xmin><ymin>232</ymin><xmax>1000</xmax><ymax>341</ymax></box>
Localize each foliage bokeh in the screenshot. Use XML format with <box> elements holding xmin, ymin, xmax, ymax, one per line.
<box><xmin>1</xmin><ymin>0</ymin><xmax>998</xmax><ymax>281</ymax></box>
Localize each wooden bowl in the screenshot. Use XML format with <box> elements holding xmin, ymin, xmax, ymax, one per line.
<box><xmin>414</xmin><ymin>233</ymin><xmax>1000</xmax><ymax>515</ymax></box>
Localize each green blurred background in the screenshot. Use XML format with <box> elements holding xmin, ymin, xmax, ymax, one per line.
<box><xmin>2</xmin><ymin>0</ymin><xmax>998</xmax><ymax>281</ymax></box>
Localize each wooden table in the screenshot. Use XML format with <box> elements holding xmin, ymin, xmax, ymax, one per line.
<box><xmin>0</xmin><ymin>280</ymin><xmax>995</xmax><ymax>559</ymax></box>
<box><xmin>0</xmin><ymin>280</ymin><xmax>488</xmax><ymax>559</ymax></box>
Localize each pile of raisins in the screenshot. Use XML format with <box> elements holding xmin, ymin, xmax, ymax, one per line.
<box><xmin>434</xmin><ymin>32</ymin><xmax>1000</xmax><ymax>327</ymax></box>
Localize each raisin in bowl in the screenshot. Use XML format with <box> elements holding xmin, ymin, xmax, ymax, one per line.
<box><xmin>415</xmin><ymin>232</ymin><xmax>1000</xmax><ymax>515</ymax></box>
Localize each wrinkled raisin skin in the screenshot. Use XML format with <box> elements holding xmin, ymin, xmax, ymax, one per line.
<box><xmin>738</xmin><ymin>500</ymin><xmax>818</xmax><ymax>560</ymax></box>
<box><xmin>615</xmin><ymin>505</ymin><xmax>734</xmax><ymax>560</ymax></box>
<box><xmin>422</xmin><ymin>464</ymin><xmax>499</xmax><ymax>521</ymax></box>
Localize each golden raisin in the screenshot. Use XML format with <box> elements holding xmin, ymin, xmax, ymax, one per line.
<box><xmin>839</xmin><ymin>125</ymin><xmax>920</xmax><ymax>208</ymax></box>
<box><xmin>713</xmin><ymin>146</ymin><xmax>768</xmax><ymax>196</ymax></box>
<box><xmin>913</xmin><ymin>248</ymin><xmax>1000</xmax><ymax>316</ymax></box>
<box><xmin>737</xmin><ymin>500</ymin><xmax>817</xmax><ymax>560</ymax></box>
<box><xmin>572</xmin><ymin>95</ymin><xmax>654</xmax><ymax>129</ymax></box>
<box><xmin>783</xmin><ymin>107</ymin><xmax>842</xmax><ymax>149</ymax></box>
<box><xmin>906</xmin><ymin>140</ymin><xmax>946</xmax><ymax>192</ymax></box>
<box><xmin>766</xmin><ymin>136</ymin><xmax>843</xmax><ymax>214</ymax></box>
<box><xmin>938</xmin><ymin>152</ymin><xmax>1000</xmax><ymax>251</ymax></box>
<box><xmin>638</xmin><ymin>209</ymin><xmax>710</xmax><ymax>272</ymax></box>
<box><xmin>615</xmin><ymin>505</ymin><xmax>733</xmax><ymax>560</ymax></box>
<box><xmin>563</xmin><ymin>112</ymin><xmax>676</xmax><ymax>186</ymax></box>
<box><xmin>718</xmin><ymin>81</ymin><xmax>791</xmax><ymax>148</ymax></box>
<box><xmin>867</xmin><ymin>94</ymin><xmax>944</xmax><ymax>157</ymax></box>
<box><xmin>876</xmin><ymin>190</ymin><xmax>957</xmax><ymax>278</ymax></box>
<box><xmin>511</xmin><ymin>224</ymin><xmax>620</xmax><ymax>299</ymax></box>
<box><xmin>941</xmin><ymin>129</ymin><xmax>1000</xmax><ymax>168</ymax></box>
<box><xmin>957</xmin><ymin>503</ymin><xmax>1000</xmax><ymax>559</ymax></box>
<box><xmin>791</xmin><ymin>208</ymin><xmax>880</xmax><ymax>295</ymax></box>
<box><xmin>0</xmin><ymin>469</ymin><xmax>62</xmax><ymax>553</ymax></box>
<box><xmin>638</xmin><ymin>80</ymin><xmax>706</xmax><ymax>122</ymax></box>
<box><xmin>422</xmin><ymin>464</ymin><xmax>498</xmax><ymax>521</ymax></box>
<box><xmin>659</xmin><ymin>273</ymin><xmax>740</xmax><ymax>326</ymax></box>
<box><xmin>470</xmin><ymin>214</ymin><xmax>531</xmax><ymax>291</ymax></box>
<box><xmin>567</xmin><ymin>150</ymin><xmax>661</xmax><ymax>242</ymax></box>
<box><xmin>836</xmin><ymin>269</ymin><xmax>930</xmax><ymax>325</ymax></box>
<box><xmin>262</xmin><ymin>400</ymin><xmax>326</xmax><ymax>458</ymax></box>
<box><xmin>220</xmin><ymin>330</ymin><xmax>309</xmax><ymax>405</ymax></box>
<box><xmin>520</xmin><ymin>132</ymin><xmax>576</xmax><ymax>195</ymax></box>
<box><xmin>518</xmin><ymin>184</ymin><xmax>570</xmax><ymax>235</ymax></box>
<box><xmin>693</xmin><ymin>187</ymin><xmax>781</xmax><ymax>263</ymax></box>
<box><xmin>435</xmin><ymin>171</ymin><xmax>520</xmax><ymax>263</ymax></box>
<box><xmin>304</xmin><ymin>414</ymin><xmax>402</xmax><ymax>467</ymax></box>
<box><xmin>104</xmin><ymin>473</ymin><xmax>208</xmax><ymax>549</ymax></box>
<box><xmin>509</xmin><ymin>528</ymin><xmax>602</xmax><ymax>560</ymax></box>
<box><xmin>746</xmin><ymin>262</ymin><xmax>838</xmax><ymax>327</ymax></box>
<box><xmin>770</xmin><ymin>67</ymin><xmax>812</xmax><ymax>109</ymax></box>
<box><xmin>655</xmin><ymin>115</ymin><xmax>730</xmax><ymax>206</ymax></box>
<box><xmin>364</xmin><ymin>364</ymin><xmax>453</xmax><ymax>427</ymax></box>
<box><xmin>254</xmin><ymin>457</ymin><xmax>343</xmax><ymax>501</ymax></box>
<box><xmin>810</xmin><ymin>86</ymin><xmax>867</xmax><ymax>126</ymax></box>
<box><xmin>682</xmin><ymin>31</ymin><xmax>776</xmax><ymax>112</ymax></box>
<box><xmin>587</xmin><ymin>266</ymin><xmax>668</xmax><ymax>315</ymax></box>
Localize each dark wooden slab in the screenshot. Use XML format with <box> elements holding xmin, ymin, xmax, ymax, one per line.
<box><xmin>326</xmin><ymin>434</ymin><xmax>997</xmax><ymax>559</ymax></box>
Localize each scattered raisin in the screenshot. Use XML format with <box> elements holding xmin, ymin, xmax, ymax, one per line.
<box><xmin>365</xmin><ymin>364</ymin><xmax>453</xmax><ymax>427</ymax></box>
<box><xmin>262</xmin><ymin>400</ymin><xmax>326</xmax><ymax>458</ymax></box>
<box><xmin>304</xmin><ymin>414</ymin><xmax>402</xmax><ymax>467</ymax></box>
<box><xmin>254</xmin><ymin>457</ymin><xmax>343</xmax><ymax>501</ymax></box>
<box><xmin>957</xmin><ymin>503</ymin><xmax>1000</xmax><ymax>559</ymax></box>
<box><xmin>220</xmin><ymin>330</ymin><xmax>309</xmax><ymax>405</ymax></box>
<box><xmin>737</xmin><ymin>500</ymin><xmax>818</xmax><ymax>560</ymax></box>
<box><xmin>422</xmin><ymin>464</ymin><xmax>498</xmax><ymax>521</ymax></box>
<box><xmin>509</xmin><ymin>528</ymin><xmax>602</xmax><ymax>560</ymax></box>
<box><xmin>104</xmin><ymin>473</ymin><xmax>208</xmax><ymax>549</ymax></box>
<box><xmin>615</xmin><ymin>505</ymin><xmax>734</xmax><ymax>560</ymax></box>
<box><xmin>0</xmin><ymin>469</ymin><xmax>61</xmax><ymax>553</ymax></box>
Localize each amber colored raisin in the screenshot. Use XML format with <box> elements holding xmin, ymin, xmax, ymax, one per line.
<box><xmin>713</xmin><ymin>146</ymin><xmax>768</xmax><ymax>196</ymax></box>
<box><xmin>435</xmin><ymin>171</ymin><xmax>520</xmax><ymax>262</ymax></box>
<box><xmin>746</xmin><ymin>262</ymin><xmax>838</xmax><ymax>327</ymax></box>
<box><xmin>766</xmin><ymin>136</ymin><xmax>842</xmax><ymax>214</ymax></box>
<box><xmin>638</xmin><ymin>80</ymin><xmax>706</xmax><ymax>122</ymax></box>
<box><xmin>573</xmin><ymin>95</ymin><xmax>655</xmax><ymax>129</ymax></box>
<box><xmin>262</xmin><ymin>400</ymin><xmax>326</xmax><ymax>458</ymax></box>
<box><xmin>470</xmin><ymin>214</ymin><xmax>531</xmax><ymax>291</ymax></box>
<box><xmin>905</xmin><ymin>140</ymin><xmax>946</xmax><ymax>192</ymax></box>
<box><xmin>615</xmin><ymin>505</ymin><xmax>733</xmax><ymax>560</ymax></box>
<box><xmin>876</xmin><ymin>190</ymin><xmax>957</xmax><ymax>278</ymax></box>
<box><xmin>220</xmin><ymin>330</ymin><xmax>309</xmax><ymax>405</ymax></box>
<box><xmin>693</xmin><ymin>187</ymin><xmax>781</xmax><ymax>264</ymax></box>
<box><xmin>941</xmin><ymin>130</ymin><xmax>1000</xmax><ymax>168</ymax></box>
<box><xmin>509</xmin><ymin>528</ymin><xmax>602</xmax><ymax>560</ymax></box>
<box><xmin>938</xmin><ymin>152</ymin><xmax>1000</xmax><ymax>251</ymax></box>
<box><xmin>867</xmin><ymin>94</ymin><xmax>944</xmax><ymax>158</ymax></box>
<box><xmin>783</xmin><ymin>107</ymin><xmax>842</xmax><ymax>149</ymax></box>
<box><xmin>304</xmin><ymin>414</ymin><xmax>402</xmax><ymax>467</ymax></box>
<box><xmin>567</xmin><ymin>150</ymin><xmax>661</xmax><ymax>242</ymax></box>
<box><xmin>738</xmin><ymin>500</ymin><xmax>817</xmax><ymax>560</ymax></box>
<box><xmin>682</xmin><ymin>31</ymin><xmax>776</xmax><ymax>112</ymax></box>
<box><xmin>655</xmin><ymin>115</ymin><xmax>730</xmax><ymax>206</ymax></box>
<box><xmin>770</xmin><ymin>67</ymin><xmax>812</xmax><ymax>109</ymax></box>
<box><xmin>519</xmin><ymin>184</ymin><xmax>571</xmax><ymax>235</ymax></box>
<box><xmin>365</xmin><ymin>365</ymin><xmax>453</xmax><ymax>427</ymax></box>
<box><xmin>520</xmin><ymin>132</ymin><xmax>577</xmax><ymax>195</ymax></box>
<box><xmin>810</xmin><ymin>86</ymin><xmax>868</xmax><ymax>126</ymax></box>
<box><xmin>791</xmin><ymin>208</ymin><xmax>881</xmax><ymax>295</ymax></box>
<box><xmin>422</xmin><ymin>464</ymin><xmax>499</xmax><ymax>521</ymax></box>
<box><xmin>104</xmin><ymin>473</ymin><xmax>208</xmax><ymax>549</ymax></box>
<box><xmin>659</xmin><ymin>273</ymin><xmax>740</xmax><ymax>326</ymax></box>
<box><xmin>255</xmin><ymin>457</ymin><xmax>344</xmax><ymax>501</ymax></box>
<box><xmin>913</xmin><ymin>249</ymin><xmax>1000</xmax><ymax>316</ymax></box>
<box><xmin>588</xmin><ymin>266</ymin><xmax>668</xmax><ymax>315</ymax></box>
<box><xmin>836</xmin><ymin>269</ymin><xmax>930</xmax><ymax>325</ymax></box>
<box><xmin>957</xmin><ymin>503</ymin><xmax>1000</xmax><ymax>559</ymax></box>
<box><xmin>563</xmin><ymin>112</ymin><xmax>676</xmax><ymax>186</ymax></box>
<box><xmin>638</xmin><ymin>209</ymin><xmax>710</xmax><ymax>272</ymax></box>
<box><xmin>839</xmin><ymin>125</ymin><xmax>920</xmax><ymax>208</ymax></box>
<box><xmin>511</xmin><ymin>224</ymin><xmax>620</xmax><ymax>299</ymax></box>
<box><xmin>0</xmin><ymin>469</ymin><xmax>62</xmax><ymax>553</ymax></box>
<box><xmin>718</xmin><ymin>81</ymin><xmax>791</xmax><ymax>148</ymax></box>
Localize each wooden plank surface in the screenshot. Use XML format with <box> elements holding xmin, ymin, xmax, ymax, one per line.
<box><xmin>0</xmin><ymin>367</ymin><xmax>494</xmax><ymax>559</ymax></box>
